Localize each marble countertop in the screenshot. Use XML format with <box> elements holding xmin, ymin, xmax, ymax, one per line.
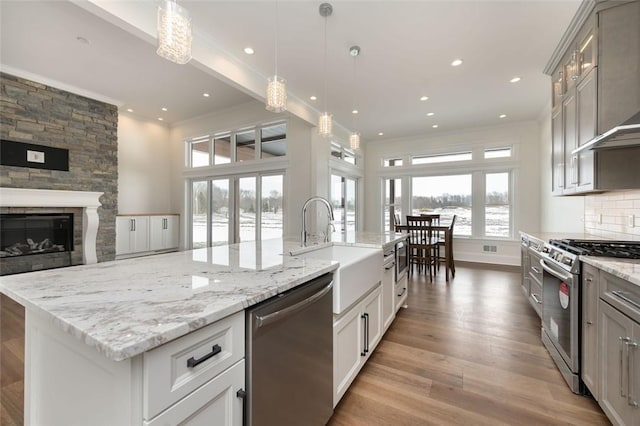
<box><xmin>0</xmin><ymin>231</ymin><xmax>401</xmax><ymax>363</ymax></box>
<box><xmin>0</xmin><ymin>239</ymin><xmax>338</xmax><ymax>362</ymax></box>
<box><xmin>580</xmin><ymin>256</ymin><xmax>640</xmax><ymax>287</ymax></box>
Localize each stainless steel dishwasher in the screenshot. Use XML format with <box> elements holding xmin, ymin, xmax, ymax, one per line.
<box><xmin>246</xmin><ymin>273</ymin><xmax>334</xmax><ymax>426</ymax></box>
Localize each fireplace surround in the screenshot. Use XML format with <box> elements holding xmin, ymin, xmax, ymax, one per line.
<box><xmin>0</xmin><ymin>188</ymin><xmax>102</xmax><ymax>275</ymax></box>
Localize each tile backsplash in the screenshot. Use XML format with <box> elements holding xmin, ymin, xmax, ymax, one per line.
<box><xmin>584</xmin><ymin>190</ymin><xmax>640</xmax><ymax>241</ymax></box>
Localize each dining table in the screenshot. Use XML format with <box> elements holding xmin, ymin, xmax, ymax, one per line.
<box><xmin>395</xmin><ymin>222</ymin><xmax>456</xmax><ymax>282</ymax></box>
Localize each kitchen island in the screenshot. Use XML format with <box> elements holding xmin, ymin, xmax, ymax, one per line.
<box><xmin>0</xmin><ymin>233</ymin><xmax>407</xmax><ymax>425</ymax></box>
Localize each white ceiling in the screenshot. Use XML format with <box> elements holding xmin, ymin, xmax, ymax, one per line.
<box><xmin>0</xmin><ymin>0</ymin><xmax>581</xmax><ymax>142</ymax></box>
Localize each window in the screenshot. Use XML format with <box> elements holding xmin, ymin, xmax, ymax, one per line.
<box><xmin>484</xmin><ymin>147</ymin><xmax>512</xmax><ymax>159</ymax></box>
<box><xmin>330</xmin><ymin>143</ymin><xmax>357</xmax><ymax>165</ymax></box>
<box><xmin>236</xmin><ymin>129</ymin><xmax>256</xmax><ymax>162</ymax></box>
<box><xmin>192</xmin><ymin>180</ymin><xmax>208</xmax><ymax>248</ymax></box>
<box><xmin>412</xmin><ymin>151</ymin><xmax>472</xmax><ymax>165</ymax></box>
<box><xmin>213</xmin><ymin>134</ymin><xmax>231</xmax><ymax>164</ymax></box>
<box><xmin>485</xmin><ymin>172</ymin><xmax>510</xmax><ymax>237</ymax></box>
<box><xmin>383</xmin><ymin>178</ymin><xmax>402</xmax><ymax>232</ymax></box>
<box><xmin>190</xmin><ymin>136</ymin><xmax>210</xmax><ymax>167</ymax></box>
<box><xmin>189</xmin><ymin>173</ymin><xmax>284</xmax><ymax>248</ymax></box>
<box><xmin>411</xmin><ymin>175</ymin><xmax>472</xmax><ymax>236</ymax></box>
<box><xmin>331</xmin><ymin>174</ymin><xmax>357</xmax><ymax>232</ymax></box>
<box><xmin>261</xmin><ymin>175</ymin><xmax>284</xmax><ymax>239</ymax></box>
<box><xmin>186</xmin><ymin>122</ymin><xmax>286</xmax><ymax>167</ymax></box>
<box><xmin>383</xmin><ymin>158</ymin><xmax>403</xmax><ymax>167</ymax></box>
<box><xmin>260</xmin><ymin>123</ymin><xmax>287</xmax><ymax>159</ymax></box>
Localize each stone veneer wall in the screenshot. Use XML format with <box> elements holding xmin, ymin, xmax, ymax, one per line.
<box><xmin>0</xmin><ymin>72</ymin><xmax>118</xmax><ymax>264</ymax></box>
<box><xmin>584</xmin><ymin>190</ymin><xmax>640</xmax><ymax>241</ymax></box>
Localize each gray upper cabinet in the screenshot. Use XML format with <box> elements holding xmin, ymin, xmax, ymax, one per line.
<box><xmin>597</xmin><ymin>0</ymin><xmax>640</xmax><ymax>133</ymax></box>
<box><xmin>547</xmin><ymin>0</ymin><xmax>640</xmax><ymax>195</ymax></box>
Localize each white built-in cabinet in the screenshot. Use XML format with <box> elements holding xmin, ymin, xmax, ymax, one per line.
<box><xmin>116</xmin><ymin>214</ymin><xmax>179</xmax><ymax>258</ymax></box>
<box><xmin>149</xmin><ymin>215</ymin><xmax>180</xmax><ymax>251</ymax></box>
<box><xmin>116</xmin><ymin>215</ymin><xmax>149</xmax><ymax>255</ymax></box>
<box><xmin>333</xmin><ymin>283</ymin><xmax>382</xmax><ymax>406</ymax></box>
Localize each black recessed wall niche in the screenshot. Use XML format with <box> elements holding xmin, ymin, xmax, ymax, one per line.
<box><xmin>0</xmin><ymin>140</ymin><xmax>69</xmax><ymax>171</ymax></box>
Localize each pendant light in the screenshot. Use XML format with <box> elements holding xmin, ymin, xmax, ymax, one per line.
<box><xmin>349</xmin><ymin>45</ymin><xmax>361</xmax><ymax>150</ymax></box>
<box><xmin>157</xmin><ymin>0</ymin><xmax>193</xmax><ymax>64</ymax></box>
<box><xmin>266</xmin><ymin>0</ymin><xmax>287</xmax><ymax>112</ymax></box>
<box><xmin>318</xmin><ymin>3</ymin><xmax>333</xmax><ymax>137</ymax></box>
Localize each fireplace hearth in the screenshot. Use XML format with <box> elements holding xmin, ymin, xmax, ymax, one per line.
<box><xmin>0</xmin><ymin>213</ymin><xmax>73</xmax><ymax>258</ymax></box>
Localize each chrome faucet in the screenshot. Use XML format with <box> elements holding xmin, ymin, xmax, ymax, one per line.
<box><xmin>301</xmin><ymin>196</ymin><xmax>335</xmax><ymax>246</ymax></box>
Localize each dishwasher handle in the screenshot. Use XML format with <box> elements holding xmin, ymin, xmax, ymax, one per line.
<box><xmin>255</xmin><ymin>281</ymin><xmax>333</xmax><ymax>328</ymax></box>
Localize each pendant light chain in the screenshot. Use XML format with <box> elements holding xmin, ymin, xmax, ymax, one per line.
<box><xmin>317</xmin><ymin>3</ymin><xmax>333</xmax><ymax>137</ymax></box>
<box><xmin>265</xmin><ymin>0</ymin><xmax>287</xmax><ymax>112</ymax></box>
<box><xmin>323</xmin><ymin>15</ymin><xmax>328</xmax><ymax>113</ymax></box>
<box><xmin>275</xmin><ymin>0</ymin><xmax>279</xmax><ymax>77</ymax></box>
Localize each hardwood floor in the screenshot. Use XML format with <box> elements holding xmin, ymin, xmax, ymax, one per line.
<box><xmin>0</xmin><ymin>264</ymin><xmax>610</xmax><ymax>425</ymax></box>
<box><xmin>329</xmin><ymin>263</ymin><xmax>610</xmax><ymax>426</ymax></box>
<box><xmin>0</xmin><ymin>294</ymin><xmax>24</xmax><ymax>426</ymax></box>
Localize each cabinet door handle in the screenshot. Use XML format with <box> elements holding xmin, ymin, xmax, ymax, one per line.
<box><xmin>236</xmin><ymin>388</ymin><xmax>247</xmax><ymax>425</ymax></box>
<box><xmin>364</xmin><ymin>313</ymin><xmax>369</xmax><ymax>354</ymax></box>
<box><xmin>628</xmin><ymin>341</ymin><xmax>638</xmax><ymax>407</ymax></box>
<box><xmin>187</xmin><ymin>344</ymin><xmax>222</xmax><ymax>368</ymax></box>
<box><xmin>361</xmin><ymin>314</ymin><xmax>368</xmax><ymax>357</ymax></box>
<box><xmin>585</xmin><ymin>278</ymin><xmax>591</xmax><ymax>325</ymax></box>
<box><xmin>531</xmin><ymin>294</ymin><xmax>542</xmax><ymax>305</ymax></box>
<box><xmin>621</xmin><ymin>337</ymin><xmax>631</xmax><ymax>397</ymax></box>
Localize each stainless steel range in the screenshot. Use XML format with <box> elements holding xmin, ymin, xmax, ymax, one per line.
<box><xmin>539</xmin><ymin>239</ymin><xmax>640</xmax><ymax>394</ymax></box>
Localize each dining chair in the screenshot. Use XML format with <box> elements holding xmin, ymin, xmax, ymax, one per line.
<box><xmin>421</xmin><ymin>213</ymin><xmax>442</xmax><ymax>267</ymax></box>
<box><xmin>437</xmin><ymin>214</ymin><xmax>457</xmax><ymax>281</ymax></box>
<box><xmin>406</xmin><ymin>215</ymin><xmax>437</xmax><ymax>281</ymax></box>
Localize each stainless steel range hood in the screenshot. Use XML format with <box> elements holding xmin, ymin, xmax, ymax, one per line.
<box><xmin>573</xmin><ymin>111</ymin><xmax>640</xmax><ymax>154</ymax></box>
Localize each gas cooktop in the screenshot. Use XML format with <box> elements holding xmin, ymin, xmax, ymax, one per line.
<box><xmin>549</xmin><ymin>239</ymin><xmax>640</xmax><ymax>260</ymax></box>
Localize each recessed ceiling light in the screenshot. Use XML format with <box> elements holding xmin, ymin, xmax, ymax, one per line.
<box><xmin>499</xmin><ymin>114</ymin><xmax>507</xmax><ymax>118</ymax></box>
<box><xmin>158</xmin><ymin>117</ymin><xmax>164</xmax><ymax>121</ymax></box>
<box><xmin>510</xmin><ymin>77</ymin><xmax>521</xmax><ymax>83</ymax></box>
<box><xmin>426</xmin><ymin>112</ymin><xmax>435</xmax><ymax>117</ymax></box>
<box><xmin>310</xmin><ymin>95</ymin><xmax>317</xmax><ymax>101</ymax></box>
<box><xmin>203</xmin><ymin>93</ymin><xmax>210</xmax><ymax>97</ymax></box>
<box><xmin>451</xmin><ymin>59</ymin><xmax>463</xmax><ymax>67</ymax></box>
<box><xmin>378</xmin><ymin>132</ymin><xmax>384</xmax><ymax>136</ymax></box>
<box><xmin>244</xmin><ymin>47</ymin><xmax>254</xmax><ymax>55</ymax></box>
<box><xmin>126</xmin><ymin>108</ymin><xmax>133</xmax><ymax>113</ymax></box>
<box><xmin>420</xmin><ymin>96</ymin><xmax>429</xmax><ymax>101</ymax></box>
<box><xmin>432</xmin><ymin>124</ymin><xmax>439</xmax><ymax>128</ymax></box>
<box><xmin>161</xmin><ymin>107</ymin><xmax>168</xmax><ymax>111</ymax></box>
<box><xmin>352</xmin><ymin>109</ymin><xmax>359</xmax><ymax>114</ymax></box>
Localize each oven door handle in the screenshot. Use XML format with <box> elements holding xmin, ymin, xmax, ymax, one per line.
<box><xmin>539</xmin><ymin>259</ymin><xmax>573</xmax><ymax>282</ymax></box>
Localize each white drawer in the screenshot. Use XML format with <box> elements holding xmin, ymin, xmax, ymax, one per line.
<box><xmin>144</xmin><ymin>360</ymin><xmax>245</xmax><ymax>426</ymax></box>
<box><xmin>143</xmin><ymin>311</ymin><xmax>245</xmax><ymax>420</ymax></box>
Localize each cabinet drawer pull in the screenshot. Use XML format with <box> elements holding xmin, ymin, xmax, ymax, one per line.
<box><xmin>531</xmin><ymin>294</ymin><xmax>542</xmax><ymax>305</ymax></box>
<box><xmin>531</xmin><ymin>266</ymin><xmax>542</xmax><ymax>274</ymax></box>
<box><xmin>397</xmin><ymin>287</ymin><xmax>407</xmax><ymax>297</ymax></box>
<box><xmin>187</xmin><ymin>344</ymin><xmax>222</xmax><ymax>368</ymax></box>
<box><xmin>360</xmin><ymin>314</ymin><xmax>368</xmax><ymax>357</ymax></box>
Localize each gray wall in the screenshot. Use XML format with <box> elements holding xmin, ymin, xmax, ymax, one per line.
<box><xmin>0</xmin><ymin>72</ymin><xmax>118</xmax><ymax>263</ymax></box>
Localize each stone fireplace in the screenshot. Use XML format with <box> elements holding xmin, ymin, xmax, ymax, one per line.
<box><xmin>0</xmin><ymin>187</ymin><xmax>102</xmax><ymax>275</ymax></box>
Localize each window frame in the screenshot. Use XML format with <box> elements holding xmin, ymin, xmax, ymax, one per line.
<box><xmin>186</xmin><ymin>120</ymin><xmax>287</xmax><ymax>169</ymax></box>
<box><xmin>378</xmin><ymin>145</ymin><xmax>517</xmax><ymax>240</ymax></box>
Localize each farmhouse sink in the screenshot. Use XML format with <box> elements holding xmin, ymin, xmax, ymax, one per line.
<box><xmin>294</xmin><ymin>245</ymin><xmax>382</xmax><ymax>314</ymax></box>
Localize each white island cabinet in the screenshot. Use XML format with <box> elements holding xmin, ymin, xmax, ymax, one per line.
<box><xmin>26</xmin><ymin>310</ymin><xmax>245</xmax><ymax>426</ymax></box>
